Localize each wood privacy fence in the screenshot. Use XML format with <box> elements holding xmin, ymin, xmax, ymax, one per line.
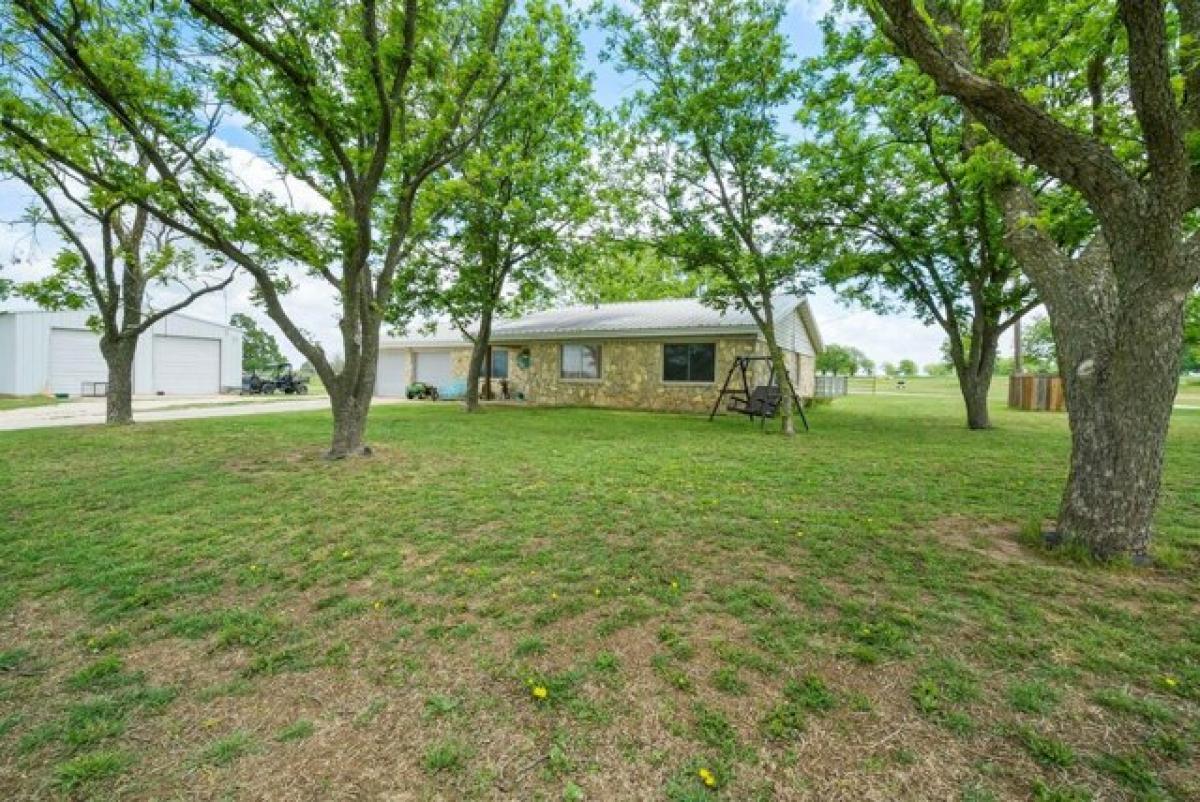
<box><xmin>1008</xmin><ymin>374</ymin><xmax>1065</xmax><ymax>411</ymax></box>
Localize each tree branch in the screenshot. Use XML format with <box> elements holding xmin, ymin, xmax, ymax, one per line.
<box><xmin>135</xmin><ymin>270</ymin><xmax>237</xmax><ymax>334</ymax></box>
<box><xmin>873</xmin><ymin>0</ymin><xmax>1142</xmax><ymax>222</ymax></box>
<box><xmin>1117</xmin><ymin>0</ymin><xmax>1188</xmax><ymax>206</ymax></box>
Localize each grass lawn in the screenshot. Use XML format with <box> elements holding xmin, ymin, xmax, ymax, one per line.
<box><xmin>0</xmin><ymin>396</ymin><xmax>61</xmax><ymax>411</ymax></box>
<box><xmin>1</xmin><ymin>396</ymin><xmax>1197</xmax><ymax>801</ymax></box>
<box><xmin>847</xmin><ymin>375</ymin><xmax>1200</xmax><ymax>407</ymax></box>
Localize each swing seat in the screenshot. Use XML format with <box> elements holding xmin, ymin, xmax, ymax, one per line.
<box><xmin>728</xmin><ymin>385</ymin><xmax>781</xmax><ymax>418</ymax></box>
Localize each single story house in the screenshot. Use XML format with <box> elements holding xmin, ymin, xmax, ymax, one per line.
<box><xmin>0</xmin><ymin>309</ymin><xmax>243</xmax><ymax>396</ymax></box>
<box><xmin>377</xmin><ymin>296</ymin><xmax>823</xmax><ymax>413</ymax></box>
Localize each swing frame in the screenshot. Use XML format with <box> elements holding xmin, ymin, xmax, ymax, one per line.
<box><xmin>707</xmin><ymin>355</ymin><xmax>809</xmax><ymax>431</ymax></box>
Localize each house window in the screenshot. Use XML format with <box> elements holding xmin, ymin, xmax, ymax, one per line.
<box><xmin>561</xmin><ymin>343</ymin><xmax>601</xmax><ymax>379</ymax></box>
<box><xmin>663</xmin><ymin>343</ymin><xmax>716</xmax><ymax>383</ymax></box>
<box><xmin>488</xmin><ymin>348</ymin><xmax>509</xmax><ymax>379</ymax></box>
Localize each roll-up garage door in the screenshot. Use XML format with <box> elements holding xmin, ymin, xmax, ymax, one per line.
<box><xmin>153</xmin><ymin>336</ymin><xmax>220</xmax><ymax>394</ymax></box>
<box><xmin>414</xmin><ymin>350</ymin><xmax>452</xmax><ymax>389</ymax></box>
<box><xmin>48</xmin><ymin>328</ymin><xmax>106</xmax><ymax>396</ymax></box>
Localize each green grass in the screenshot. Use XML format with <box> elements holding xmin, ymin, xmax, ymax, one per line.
<box><xmin>846</xmin><ymin>374</ymin><xmax>1200</xmax><ymax>406</ymax></box>
<box><xmin>199</xmin><ymin>732</ymin><xmax>257</xmax><ymax>766</ymax></box>
<box><xmin>0</xmin><ymin>395</ymin><xmax>1197</xmax><ymax>800</ymax></box>
<box><xmin>0</xmin><ymin>395</ymin><xmax>61</xmax><ymax>411</ymax></box>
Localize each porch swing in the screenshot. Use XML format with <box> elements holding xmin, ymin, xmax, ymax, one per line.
<box><xmin>707</xmin><ymin>355</ymin><xmax>809</xmax><ymax>431</ymax></box>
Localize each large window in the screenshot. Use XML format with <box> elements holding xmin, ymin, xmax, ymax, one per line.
<box><xmin>663</xmin><ymin>343</ymin><xmax>716</xmax><ymax>383</ymax></box>
<box><xmin>488</xmin><ymin>348</ymin><xmax>509</xmax><ymax>379</ymax></box>
<box><xmin>561</xmin><ymin>343</ymin><xmax>602</xmax><ymax>379</ymax></box>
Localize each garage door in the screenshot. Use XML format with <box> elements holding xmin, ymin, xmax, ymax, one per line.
<box><xmin>153</xmin><ymin>336</ymin><xmax>220</xmax><ymax>394</ymax></box>
<box><xmin>414</xmin><ymin>350</ymin><xmax>452</xmax><ymax>389</ymax></box>
<box><xmin>375</xmin><ymin>349</ymin><xmax>409</xmax><ymax>397</ymax></box>
<box><xmin>49</xmin><ymin>329</ymin><xmax>106</xmax><ymax>396</ymax></box>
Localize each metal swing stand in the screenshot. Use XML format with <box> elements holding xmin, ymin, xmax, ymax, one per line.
<box><xmin>707</xmin><ymin>355</ymin><xmax>809</xmax><ymax>432</ymax></box>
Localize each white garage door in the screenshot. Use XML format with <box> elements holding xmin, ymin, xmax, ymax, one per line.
<box><xmin>153</xmin><ymin>336</ymin><xmax>220</xmax><ymax>394</ymax></box>
<box><xmin>375</xmin><ymin>349</ymin><xmax>409</xmax><ymax>397</ymax></box>
<box><xmin>414</xmin><ymin>350</ymin><xmax>452</xmax><ymax>389</ymax></box>
<box><xmin>49</xmin><ymin>329</ymin><xmax>106</xmax><ymax>396</ymax></box>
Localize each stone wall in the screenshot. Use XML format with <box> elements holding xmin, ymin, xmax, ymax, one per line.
<box><xmin>501</xmin><ymin>336</ymin><xmax>787</xmax><ymax>413</ymax></box>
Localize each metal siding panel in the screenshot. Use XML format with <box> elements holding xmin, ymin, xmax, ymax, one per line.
<box><xmin>223</xmin><ymin>330</ymin><xmax>243</xmax><ymax>389</ymax></box>
<box><xmin>0</xmin><ymin>315</ymin><xmax>15</xmax><ymax>394</ymax></box>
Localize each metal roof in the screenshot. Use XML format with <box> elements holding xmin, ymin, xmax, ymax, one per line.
<box><xmin>383</xmin><ymin>296</ymin><xmax>818</xmax><ymax>348</ymax></box>
<box><xmin>0</xmin><ymin>307</ymin><xmax>239</xmax><ymax>332</ymax></box>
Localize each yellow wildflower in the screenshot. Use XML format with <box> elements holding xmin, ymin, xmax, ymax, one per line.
<box><xmin>671</xmin><ymin>581</ymin><xmax>679</xmax><ymax>590</ymax></box>
<box><xmin>340</xmin><ymin>549</ymin><xmax>352</xmax><ymax>559</ymax></box>
<box><xmin>698</xmin><ymin>767</ymin><xmax>717</xmax><ymax>787</ymax></box>
<box><xmin>550</xmin><ymin>592</ymin><xmax>559</xmax><ymax>600</ymax></box>
<box><xmin>532</xmin><ymin>685</ymin><xmax>548</xmax><ymax>700</ymax></box>
<box><xmin>373</xmin><ymin>600</ymin><xmax>383</xmax><ymax>611</ymax></box>
<box><xmin>1162</xmin><ymin>675</ymin><xmax>1179</xmax><ymax>688</ymax></box>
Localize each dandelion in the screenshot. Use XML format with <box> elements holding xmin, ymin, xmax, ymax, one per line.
<box><xmin>594</xmin><ymin>588</ymin><xmax>601</xmax><ymax>596</ymax></box>
<box><xmin>341</xmin><ymin>549</ymin><xmax>352</xmax><ymax>559</ymax></box>
<box><xmin>532</xmin><ymin>685</ymin><xmax>548</xmax><ymax>700</ymax></box>
<box><xmin>698</xmin><ymin>767</ymin><xmax>717</xmax><ymax>787</ymax></box>
<box><xmin>249</xmin><ymin>564</ymin><xmax>260</xmax><ymax>572</ymax></box>
<box><xmin>670</xmin><ymin>580</ymin><xmax>679</xmax><ymax>590</ymax></box>
<box><xmin>373</xmin><ymin>600</ymin><xmax>384</xmax><ymax>611</ymax></box>
<box><xmin>1162</xmin><ymin>674</ymin><xmax>1179</xmax><ymax>688</ymax></box>
<box><xmin>550</xmin><ymin>592</ymin><xmax>559</xmax><ymax>601</ymax></box>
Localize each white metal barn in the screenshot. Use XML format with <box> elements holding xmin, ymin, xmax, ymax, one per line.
<box><xmin>0</xmin><ymin>310</ymin><xmax>243</xmax><ymax>397</ymax></box>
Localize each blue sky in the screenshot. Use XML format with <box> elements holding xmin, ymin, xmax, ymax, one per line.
<box><xmin>1</xmin><ymin>0</ymin><xmax>981</xmax><ymax>371</ymax></box>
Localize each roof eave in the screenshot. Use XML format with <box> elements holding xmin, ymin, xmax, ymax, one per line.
<box><xmin>490</xmin><ymin>325</ymin><xmax>760</xmax><ymax>343</ymax></box>
<box><xmin>798</xmin><ymin>300</ymin><xmax>824</xmax><ymax>353</ymax></box>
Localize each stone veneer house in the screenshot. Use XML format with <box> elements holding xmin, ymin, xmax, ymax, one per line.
<box><xmin>375</xmin><ymin>296</ymin><xmax>823</xmax><ymax>413</ymax></box>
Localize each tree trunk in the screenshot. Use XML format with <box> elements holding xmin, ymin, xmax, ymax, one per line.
<box><xmin>954</xmin><ymin>331</ymin><xmax>999</xmax><ymax>430</ymax></box>
<box><xmin>960</xmin><ymin>372</ymin><xmax>992</xmax><ymax>429</ymax></box>
<box><xmin>464</xmin><ymin>340</ymin><xmax>487</xmax><ymax>413</ymax></box>
<box><xmin>765</xmin><ymin>341</ymin><xmax>795</xmax><ymax>437</ymax></box>
<box><xmin>1050</xmin><ymin>278</ymin><xmax>1186</xmax><ymax>561</ymax></box>
<box><xmin>945</xmin><ymin>325</ymin><xmax>1000</xmax><ymax>430</ymax></box>
<box><xmin>325</xmin><ymin>323</ymin><xmax>379</xmax><ymax>459</ymax></box>
<box><xmin>328</xmin><ymin>390</ymin><xmax>372</xmax><ymax>459</ymax></box>
<box><xmin>463</xmin><ymin>308</ymin><xmax>494</xmax><ymax>413</ymax></box>
<box><xmin>99</xmin><ymin>336</ymin><xmax>137</xmax><ymax>425</ymax></box>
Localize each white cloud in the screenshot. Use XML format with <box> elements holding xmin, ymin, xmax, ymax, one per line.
<box><xmin>793</xmin><ymin>0</ymin><xmax>834</xmax><ymax>22</ymax></box>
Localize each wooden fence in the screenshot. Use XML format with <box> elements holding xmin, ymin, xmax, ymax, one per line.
<box><xmin>1008</xmin><ymin>374</ymin><xmax>1065</xmax><ymax>411</ymax></box>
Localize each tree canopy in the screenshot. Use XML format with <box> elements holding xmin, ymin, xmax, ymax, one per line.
<box><xmin>816</xmin><ymin>343</ymin><xmax>869</xmax><ymax>376</ymax></box>
<box><xmin>1</xmin><ymin>0</ymin><xmax>520</xmax><ymax>455</ymax></box>
<box><xmin>603</xmin><ymin>0</ymin><xmax>813</xmax><ymax>434</ymax></box>
<box><xmin>391</xmin><ymin>0</ymin><xmax>597</xmax><ymax>410</ymax></box>
<box><xmin>231</xmin><ymin>313</ymin><xmax>286</xmax><ymax>373</ymax></box>
<box><xmin>794</xmin><ymin>13</ymin><xmax>1035</xmax><ymax>428</ymax></box>
<box><xmin>868</xmin><ymin>0</ymin><xmax>1200</xmax><ymax>558</ymax></box>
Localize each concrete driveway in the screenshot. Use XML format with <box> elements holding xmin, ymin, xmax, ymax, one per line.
<box><xmin>0</xmin><ymin>395</ymin><xmax>405</xmax><ymax>431</ymax></box>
